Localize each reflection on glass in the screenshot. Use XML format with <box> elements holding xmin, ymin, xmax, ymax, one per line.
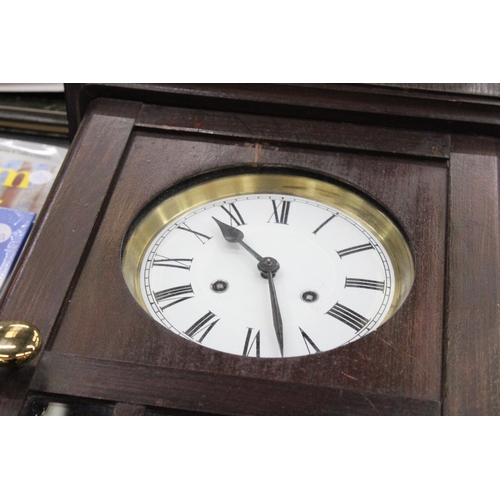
<box><xmin>22</xmin><ymin>395</ymin><xmax>218</xmax><ymax>416</ymax></box>
<box><xmin>22</xmin><ymin>396</ymin><xmax>114</xmax><ymax>416</ymax></box>
<box><xmin>43</xmin><ymin>402</ymin><xmax>69</xmax><ymax>416</ymax></box>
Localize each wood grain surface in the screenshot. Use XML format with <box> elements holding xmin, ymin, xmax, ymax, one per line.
<box><xmin>137</xmin><ymin>103</ymin><xmax>450</xmax><ymax>158</ymax></box>
<box><xmin>444</xmin><ymin>136</ymin><xmax>500</xmax><ymax>415</ymax></box>
<box><xmin>49</xmin><ymin>119</ymin><xmax>448</xmax><ymax>412</ymax></box>
<box><xmin>1</xmin><ymin>85</ymin><xmax>499</xmax><ymax>415</ymax></box>
<box><xmin>31</xmin><ymin>352</ymin><xmax>440</xmax><ymax>416</ymax></box>
<box><xmin>66</xmin><ymin>84</ymin><xmax>500</xmax><ymax>139</ymax></box>
<box><xmin>0</xmin><ymin>99</ymin><xmax>141</xmax><ymax>415</ymax></box>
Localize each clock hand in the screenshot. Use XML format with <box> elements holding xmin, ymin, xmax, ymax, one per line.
<box><xmin>258</xmin><ymin>257</ymin><xmax>284</xmax><ymax>357</ymax></box>
<box><xmin>212</xmin><ymin>217</ymin><xmax>284</xmax><ymax>356</ymax></box>
<box><xmin>212</xmin><ymin>217</ymin><xmax>263</xmax><ymax>261</ymax></box>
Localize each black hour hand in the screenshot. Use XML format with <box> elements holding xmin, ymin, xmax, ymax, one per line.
<box><xmin>212</xmin><ymin>217</ymin><xmax>263</xmax><ymax>261</ymax></box>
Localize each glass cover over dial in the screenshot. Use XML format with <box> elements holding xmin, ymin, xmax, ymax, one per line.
<box><xmin>122</xmin><ymin>172</ymin><xmax>414</xmax><ymax>358</ymax></box>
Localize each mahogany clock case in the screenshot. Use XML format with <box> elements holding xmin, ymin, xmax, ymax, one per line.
<box><xmin>0</xmin><ymin>84</ymin><xmax>498</xmax><ymax>415</ymax></box>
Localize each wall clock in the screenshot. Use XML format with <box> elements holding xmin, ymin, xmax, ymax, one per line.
<box><xmin>122</xmin><ymin>171</ymin><xmax>414</xmax><ymax>359</ymax></box>
<box><xmin>0</xmin><ymin>84</ymin><xmax>498</xmax><ymax>415</ymax></box>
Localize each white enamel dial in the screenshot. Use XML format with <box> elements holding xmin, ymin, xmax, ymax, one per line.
<box><xmin>123</xmin><ymin>173</ymin><xmax>414</xmax><ymax>359</ymax></box>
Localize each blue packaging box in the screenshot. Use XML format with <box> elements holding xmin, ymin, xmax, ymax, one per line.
<box><xmin>0</xmin><ymin>207</ymin><xmax>35</xmax><ymax>291</ymax></box>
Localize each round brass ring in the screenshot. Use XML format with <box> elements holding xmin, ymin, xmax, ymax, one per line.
<box><xmin>122</xmin><ymin>171</ymin><xmax>415</xmax><ymax>327</ymax></box>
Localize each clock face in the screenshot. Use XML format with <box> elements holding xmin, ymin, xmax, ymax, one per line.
<box><xmin>122</xmin><ymin>172</ymin><xmax>414</xmax><ymax>358</ymax></box>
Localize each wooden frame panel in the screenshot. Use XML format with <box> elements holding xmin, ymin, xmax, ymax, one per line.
<box><xmin>46</xmin><ymin>117</ymin><xmax>448</xmax><ymax>413</ymax></box>
<box><xmin>30</xmin><ymin>352</ymin><xmax>440</xmax><ymax>416</ymax></box>
<box><xmin>444</xmin><ymin>136</ymin><xmax>500</xmax><ymax>415</ymax></box>
<box><xmin>1</xmin><ymin>87</ymin><xmax>499</xmax><ymax>415</ymax></box>
<box><xmin>0</xmin><ymin>99</ymin><xmax>141</xmax><ymax>415</ymax></box>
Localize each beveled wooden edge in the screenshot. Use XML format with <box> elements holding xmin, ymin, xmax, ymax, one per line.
<box><xmin>368</xmin><ymin>83</ymin><xmax>500</xmax><ymax>98</ymax></box>
<box><xmin>444</xmin><ymin>136</ymin><xmax>500</xmax><ymax>415</ymax></box>
<box><xmin>0</xmin><ymin>98</ymin><xmax>141</xmax><ymax>333</ymax></box>
<box><xmin>136</xmin><ymin>104</ymin><xmax>450</xmax><ymax>159</ymax></box>
<box><xmin>0</xmin><ymin>98</ymin><xmax>142</xmax><ymax>416</ymax></box>
<box><xmin>29</xmin><ymin>352</ymin><xmax>440</xmax><ymax>416</ymax></box>
<box><xmin>65</xmin><ymin>84</ymin><xmax>500</xmax><ymax>141</ymax></box>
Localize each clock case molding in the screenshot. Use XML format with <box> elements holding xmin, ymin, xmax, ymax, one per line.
<box><xmin>0</xmin><ymin>84</ymin><xmax>498</xmax><ymax>415</ymax></box>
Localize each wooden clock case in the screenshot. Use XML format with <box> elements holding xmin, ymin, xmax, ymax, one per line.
<box><xmin>0</xmin><ymin>84</ymin><xmax>498</xmax><ymax>415</ymax></box>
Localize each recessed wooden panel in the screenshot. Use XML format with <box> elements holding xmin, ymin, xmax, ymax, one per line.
<box><xmin>0</xmin><ymin>99</ymin><xmax>141</xmax><ymax>416</ymax></box>
<box><xmin>444</xmin><ymin>136</ymin><xmax>500</xmax><ymax>415</ymax></box>
<box><xmin>136</xmin><ymin>103</ymin><xmax>451</xmax><ymax>158</ymax></box>
<box><xmin>50</xmin><ymin>129</ymin><xmax>447</xmax><ymax>409</ymax></box>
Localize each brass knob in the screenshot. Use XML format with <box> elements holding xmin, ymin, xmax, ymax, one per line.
<box><xmin>0</xmin><ymin>321</ymin><xmax>42</xmax><ymax>366</ymax></box>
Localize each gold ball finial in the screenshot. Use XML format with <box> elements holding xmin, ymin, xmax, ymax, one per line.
<box><xmin>0</xmin><ymin>321</ymin><xmax>42</xmax><ymax>366</ymax></box>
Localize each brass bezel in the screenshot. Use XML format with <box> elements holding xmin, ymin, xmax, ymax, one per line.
<box><xmin>122</xmin><ymin>172</ymin><xmax>415</xmax><ymax>325</ymax></box>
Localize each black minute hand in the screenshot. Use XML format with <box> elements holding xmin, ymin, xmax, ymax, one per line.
<box><xmin>212</xmin><ymin>217</ymin><xmax>263</xmax><ymax>261</ymax></box>
<box><xmin>259</xmin><ymin>257</ymin><xmax>284</xmax><ymax>357</ymax></box>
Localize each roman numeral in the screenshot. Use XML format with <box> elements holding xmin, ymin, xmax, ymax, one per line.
<box><xmin>312</xmin><ymin>214</ymin><xmax>336</xmax><ymax>234</ymax></box>
<box><xmin>345</xmin><ymin>278</ymin><xmax>385</xmax><ymax>292</ymax></box>
<box><xmin>299</xmin><ymin>327</ymin><xmax>321</xmax><ymax>354</ymax></box>
<box><xmin>269</xmin><ymin>199</ymin><xmax>291</xmax><ymax>224</ymax></box>
<box><xmin>154</xmin><ymin>284</ymin><xmax>194</xmax><ymax>310</ymax></box>
<box><xmin>177</xmin><ymin>223</ymin><xmax>212</xmax><ymax>244</ymax></box>
<box><xmin>326</xmin><ymin>303</ymin><xmax>368</xmax><ymax>331</ymax></box>
<box><xmin>185</xmin><ymin>311</ymin><xmax>219</xmax><ymax>342</ymax></box>
<box><xmin>153</xmin><ymin>257</ymin><xmax>193</xmax><ymax>270</ymax></box>
<box><xmin>220</xmin><ymin>203</ymin><xmax>245</xmax><ymax>226</ymax></box>
<box><xmin>243</xmin><ymin>328</ymin><xmax>260</xmax><ymax>357</ymax></box>
<box><xmin>337</xmin><ymin>243</ymin><xmax>373</xmax><ymax>258</ymax></box>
